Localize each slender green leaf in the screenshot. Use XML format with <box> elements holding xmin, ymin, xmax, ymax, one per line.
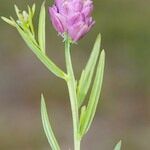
<box><xmin>80</xmin><ymin>50</ymin><xmax>105</xmax><ymax>137</ymax></box>
<box><xmin>1</xmin><ymin>16</ymin><xmax>15</xmax><ymax>26</ymax></box>
<box><xmin>14</xmin><ymin>5</ymin><xmax>20</xmax><ymax>19</ymax></box>
<box><xmin>27</xmin><ymin>5</ymin><xmax>35</xmax><ymax>36</ymax></box>
<box><xmin>14</xmin><ymin>23</ymin><xmax>67</xmax><ymax>80</ymax></box>
<box><xmin>32</xmin><ymin>3</ymin><xmax>36</xmax><ymax>16</ymax></box>
<box><xmin>41</xmin><ymin>94</ymin><xmax>60</xmax><ymax>150</ymax></box>
<box><xmin>114</xmin><ymin>140</ymin><xmax>122</xmax><ymax>150</ymax></box>
<box><xmin>77</xmin><ymin>34</ymin><xmax>101</xmax><ymax>107</ymax></box>
<box><xmin>79</xmin><ymin>105</ymin><xmax>86</xmax><ymax>127</ymax></box>
<box><xmin>38</xmin><ymin>1</ymin><xmax>46</xmax><ymax>53</ymax></box>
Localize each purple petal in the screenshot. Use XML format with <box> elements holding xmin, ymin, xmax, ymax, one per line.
<box><xmin>55</xmin><ymin>0</ymin><xmax>64</xmax><ymax>8</ymax></box>
<box><xmin>82</xmin><ymin>5</ymin><xmax>93</xmax><ymax>17</ymax></box>
<box><xmin>49</xmin><ymin>7</ymin><xmax>66</xmax><ymax>33</ymax></box>
<box><xmin>67</xmin><ymin>12</ymin><xmax>83</xmax><ymax>26</ymax></box>
<box><xmin>59</xmin><ymin>1</ymin><xmax>71</xmax><ymax>15</ymax></box>
<box><xmin>68</xmin><ymin>22</ymin><xmax>89</xmax><ymax>41</ymax></box>
<box><xmin>73</xmin><ymin>1</ymin><xmax>83</xmax><ymax>12</ymax></box>
<box><xmin>87</xmin><ymin>20</ymin><xmax>95</xmax><ymax>32</ymax></box>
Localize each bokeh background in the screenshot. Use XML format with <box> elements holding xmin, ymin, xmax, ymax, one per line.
<box><xmin>0</xmin><ymin>0</ymin><xmax>150</xmax><ymax>149</ymax></box>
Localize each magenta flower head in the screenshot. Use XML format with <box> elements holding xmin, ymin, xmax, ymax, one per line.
<box><xmin>49</xmin><ymin>0</ymin><xmax>95</xmax><ymax>42</ymax></box>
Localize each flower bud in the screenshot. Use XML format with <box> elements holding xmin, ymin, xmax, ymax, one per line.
<box><xmin>49</xmin><ymin>0</ymin><xmax>95</xmax><ymax>42</ymax></box>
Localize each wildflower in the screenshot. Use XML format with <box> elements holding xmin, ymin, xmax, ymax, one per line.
<box><xmin>49</xmin><ymin>0</ymin><xmax>95</xmax><ymax>42</ymax></box>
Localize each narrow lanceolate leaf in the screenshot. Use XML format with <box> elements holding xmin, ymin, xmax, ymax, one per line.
<box><xmin>14</xmin><ymin>23</ymin><xmax>67</xmax><ymax>80</ymax></box>
<box><xmin>77</xmin><ymin>34</ymin><xmax>101</xmax><ymax>108</ymax></box>
<box><xmin>114</xmin><ymin>140</ymin><xmax>122</xmax><ymax>150</ymax></box>
<box><xmin>27</xmin><ymin>5</ymin><xmax>35</xmax><ymax>36</ymax></box>
<box><xmin>32</xmin><ymin>3</ymin><xmax>36</xmax><ymax>16</ymax></box>
<box><xmin>38</xmin><ymin>1</ymin><xmax>46</xmax><ymax>53</ymax></box>
<box><xmin>79</xmin><ymin>50</ymin><xmax>105</xmax><ymax>137</ymax></box>
<box><xmin>1</xmin><ymin>16</ymin><xmax>15</xmax><ymax>27</ymax></box>
<box><xmin>14</xmin><ymin>5</ymin><xmax>20</xmax><ymax>19</ymax></box>
<box><xmin>41</xmin><ymin>94</ymin><xmax>60</xmax><ymax>150</ymax></box>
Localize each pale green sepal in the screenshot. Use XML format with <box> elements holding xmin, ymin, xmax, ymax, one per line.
<box><xmin>14</xmin><ymin>5</ymin><xmax>20</xmax><ymax>19</ymax></box>
<box><xmin>38</xmin><ymin>1</ymin><xmax>46</xmax><ymax>54</ymax></box>
<box><xmin>114</xmin><ymin>140</ymin><xmax>122</xmax><ymax>150</ymax></box>
<box><xmin>77</xmin><ymin>34</ymin><xmax>101</xmax><ymax>108</ymax></box>
<box><xmin>79</xmin><ymin>50</ymin><xmax>105</xmax><ymax>137</ymax></box>
<box><xmin>41</xmin><ymin>94</ymin><xmax>60</xmax><ymax>150</ymax></box>
<box><xmin>27</xmin><ymin>4</ymin><xmax>35</xmax><ymax>36</ymax></box>
<box><xmin>79</xmin><ymin>106</ymin><xmax>86</xmax><ymax>124</ymax></box>
<box><xmin>79</xmin><ymin>105</ymin><xmax>86</xmax><ymax>133</ymax></box>
<box><xmin>1</xmin><ymin>16</ymin><xmax>15</xmax><ymax>27</ymax></box>
<box><xmin>32</xmin><ymin>4</ymin><xmax>36</xmax><ymax>16</ymax></box>
<box><xmin>14</xmin><ymin>23</ymin><xmax>67</xmax><ymax>80</ymax></box>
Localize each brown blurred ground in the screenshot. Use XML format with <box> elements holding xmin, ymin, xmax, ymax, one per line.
<box><xmin>0</xmin><ymin>0</ymin><xmax>150</xmax><ymax>149</ymax></box>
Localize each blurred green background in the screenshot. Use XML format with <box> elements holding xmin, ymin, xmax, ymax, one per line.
<box><xmin>0</xmin><ymin>0</ymin><xmax>150</xmax><ymax>149</ymax></box>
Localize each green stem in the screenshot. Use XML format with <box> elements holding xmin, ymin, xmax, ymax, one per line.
<box><xmin>65</xmin><ymin>36</ymin><xmax>81</xmax><ymax>150</ymax></box>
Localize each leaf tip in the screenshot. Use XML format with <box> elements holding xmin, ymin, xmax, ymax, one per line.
<box><xmin>42</xmin><ymin>0</ymin><xmax>46</xmax><ymax>7</ymax></box>
<box><xmin>97</xmin><ymin>33</ymin><xmax>101</xmax><ymax>39</ymax></box>
<box><xmin>14</xmin><ymin>4</ymin><xmax>19</xmax><ymax>12</ymax></box>
<box><xmin>41</xmin><ymin>93</ymin><xmax>45</xmax><ymax>105</ymax></box>
<box><xmin>96</xmin><ymin>33</ymin><xmax>101</xmax><ymax>43</ymax></box>
<box><xmin>1</xmin><ymin>16</ymin><xmax>15</xmax><ymax>26</ymax></box>
<box><xmin>32</xmin><ymin>3</ymin><xmax>36</xmax><ymax>9</ymax></box>
<box><xmin>114</xmin><ymin>140</ymin><xmax>122</xmax><ymax>150</ymax></box>
<box><xmin>100</xmin><ymin>49</ymin><xmax>105</xmax><ymax>63</ymax></box>
<box><xmin>101</xmin><ymin>49</ymin><xmax>105</xmax><ymax>56</ymax></box>
<box><xmin>118</xmin><ymin>140</ymin><xmax>122</xmax><ymax>145</ymax></box>
<box><xmin>1</xmin><ymin>16</ymin><xmax>6</xmax><ymax>21</ymax></box>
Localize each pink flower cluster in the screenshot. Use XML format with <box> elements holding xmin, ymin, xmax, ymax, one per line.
<box><xmin>49</xmin><ymin>0</ymin><xmax>95</xmax><ymax>42</ymax></box>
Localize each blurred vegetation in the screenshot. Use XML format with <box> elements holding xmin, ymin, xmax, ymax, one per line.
<box><xmin>0</xmin><ymin>0</ymin><xmax>150</xmax><ymax>150</ymax></box>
